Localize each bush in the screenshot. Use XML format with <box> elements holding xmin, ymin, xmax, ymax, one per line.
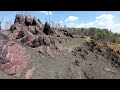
<box><xmin>85</xmin><ymin>37</ymin><xmax>91</xmax><ymax>43</ymax></box>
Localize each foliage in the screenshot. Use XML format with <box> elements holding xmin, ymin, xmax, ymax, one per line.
<box><xmin>107</xmin><ymin>42</ymin><xmax>120</xmax><ymax>52</ymax></box>
<box><xmin>85</xmin><ymin>37</ymin><xmax>91</xmax><ymax>43</ymax></box>
<box><xmin>68</xmin><ymin>27</ymin><xmax>120</xmax><ymax>44</ymax></box>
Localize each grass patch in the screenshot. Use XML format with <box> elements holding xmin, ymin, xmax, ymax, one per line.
<box><xmin>107</xmin><ymin>43</ymin><xmax>120</xmax><ymax>51</ymax></box>
<box><xmin>85</xmin><ymin>37</ymin><xmax>91</xmax><ymax>43</ymax></box>
<box><xmin>107</xmin><ymin>42</ymin><xmax>120</xmax><ymax>58</ymax></box>
<box><xmin>48</xmin><ymin>35</ymin><xmax>56</xmax><ymax>40</ymax></box>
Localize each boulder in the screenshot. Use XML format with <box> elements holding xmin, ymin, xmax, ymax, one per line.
<box><xmin>43</xmin><ymin>35</ymin><xmax>50</xmax><ymax>46</ymax></box>
<box><xmin>43</xmin><ymin>22</ymin><xmax>51</xmax><ymax>35</ymax></box>
<box><xmin>20</xmin><ymin>35</ymin><xmax>31</xmax><ymax>45</ymax></box>
<box><xmin>0</xmin><ymin>33</ymin><xmax>30</xmax><ymax>77</ymax></box>
<box><xmin>29</xmin><ymin>37</ymin><xmax>41</xmax><ymax>48</ymax></box>
<box><xmin>25</xmin><ymin>15</ymin><xmax>33</xmax><ymax>26</ymax></box>
<box><xmin>15</xmin><ymin>14</ymin><xmax>25</xmax><ymax>24</ymax></box>
<box><xmin>16</xmin><ymin>30</ymin><xmax>25</xmax><ymax>39</ymax></box>
<box><xmin>28</xmin><ymin>26</ymin><xmax>37</xmax><ymax>35</ymax></box>
<box><xmin>8</xmin><ymin>14</ymin><xmax>73</xmax><ymax>58</ymax></box>
<box><xmin>38</xmin><ymin>35</ymin><xmax>44</xmax><ymax>45</ymax></box>
<box><xmin>10</xmin><ymin>22</ymin><xmax>22</xmax><ymax>31</ymax></box>
<box><xmin>35</xmin><ymin>26</ymin><xmax>42</xmax><ymax>34</ymax></box>
<box><xmin>36</xmin><ymin>45</ymin><xmax>45</xmax><ymax>54</ymax></box>
<box><xmin>33</xmin><ymin>17</ymin><xmax>42</xmax><ymax>29</ymax></box>
<box><xmin>54</xmin><ymin>39</ymin><xmax>64</xmax><ymax>51</ymax></box>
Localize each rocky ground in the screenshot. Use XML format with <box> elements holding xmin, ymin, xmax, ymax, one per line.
<box><xmin>0</xmin><ymin>14</ymin><xmax>120</xmax><ymax>79</ymax></box>
<box><xmin>0</xmin><ymin>35</ymin><xmax>120</xmax><ymax>79</ymax></box>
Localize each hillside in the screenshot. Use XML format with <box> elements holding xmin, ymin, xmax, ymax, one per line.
<box><xmin>0</xmin><ymin>14</ymin><xmax>120</xmax><ymax>79</ymax></box>
<box><xmin>68</xmin><ymin>27</ymin><xmax>120</xmax><ymax>43</ymax></box>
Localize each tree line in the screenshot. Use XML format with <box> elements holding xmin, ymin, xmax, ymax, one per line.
<box><xmin>68</xmin><ymin>27</ymin><xmax>120</xmax><ymax>44</ymax></box>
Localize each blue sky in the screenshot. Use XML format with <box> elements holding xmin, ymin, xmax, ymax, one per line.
<box><xmin>1</xmin><ymin>11</ymin><xmax>120</xmax><ymax>33</ymax></box>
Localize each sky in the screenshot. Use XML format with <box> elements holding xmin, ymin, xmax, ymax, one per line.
<box><xmin>1</xmin><ymin>11</ymin><xmax>120</xmax><ymax>33</ymax></box>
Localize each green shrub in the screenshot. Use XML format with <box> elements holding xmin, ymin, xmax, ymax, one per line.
<box><xmin>85</xmin><ymin>37</ymin><xmax>91</xmax><ymax>43</ymax></box>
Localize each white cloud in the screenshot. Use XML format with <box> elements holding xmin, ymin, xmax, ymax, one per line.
<box><xmin>76</xmin><ymin>14</ymin><xmax>120</xmax><ymax>33</ymax></box>
<box><xmin>65</xmin><ymin>16</ymin><xmax>79</xmax><ymax>22</ymax></box>
<box><xmin>59</xmin><ymin>21</ymin><xmax>63</xmax><ymax>24</ymax></box>
<box><xmin>39</xmin><ymin>11</ymin><xmax>52</xmax><ymax>15</ymax></box>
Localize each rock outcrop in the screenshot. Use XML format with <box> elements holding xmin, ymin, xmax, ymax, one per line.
<box><xmin>0</xmin><ymin>32</ymin><xmax>30</xmax><ymax>77</ymax></box>
<box><xmin>9</xmin><ymin>14</ymin><xmax>73</xmax><ymax>57</ymax></box>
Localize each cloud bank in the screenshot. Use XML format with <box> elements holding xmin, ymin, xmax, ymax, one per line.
<box><xmin>65</xmin><ymin>16</ymin><xmax>79</xmax><ymax>22</ymax></box>
<box><xmin>39</xmin><ymin>11</ymin><xmax>52</xmax><ymax>15</ymax></box>
<box><xmin>76</xmin><ymin>14</ymin><xmax>120</xmax><ymax>33</ymax></box>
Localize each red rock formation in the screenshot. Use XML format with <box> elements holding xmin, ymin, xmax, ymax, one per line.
<box><xmin>0</xmin><ymin>33</ymin><xmax>31</xmax><ymax>77</ymax></box>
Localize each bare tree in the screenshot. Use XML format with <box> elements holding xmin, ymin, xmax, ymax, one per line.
<box><xmin>64</xmin><ymin>24</ymin><xmax>67</xmax><ymax>29</ymax></box>
<box><xmin>50</xmin><ymin>21</ymin><xmax>56</xmax><ymax>28</ymax></box>
<box><xmin>0</xmin><ymin>16</ymin><xmax>4</xmax><ymax>30</ymax></box>
<box><xmin>54</xmin><ymin>22</ymin><xmax>59</xmax><ymax>29</ymax></box>
<box><xmin>57</xmin><ymin>23</ymin><xmax>61</xmax><ymax>29</ymax></box>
